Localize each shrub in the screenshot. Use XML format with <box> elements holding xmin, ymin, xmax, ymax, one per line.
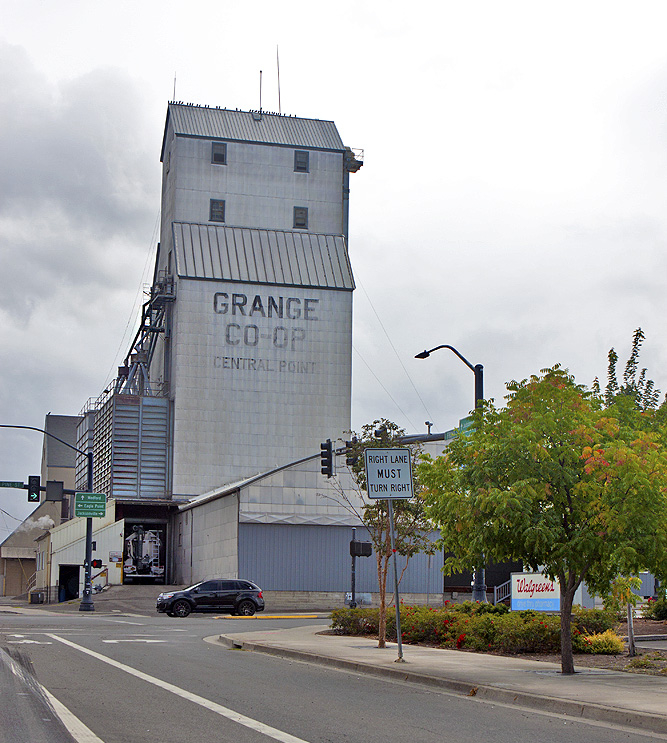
<box><xmin>644</xmin><ymin>596</ymin><xmax>667</xmax><ymax>621</ymax></box>
<box><xmin>494</xmin><ymin>612</ymin><xmax>561</xmax><ymax>653</ymax></box>
<box><xmin>576</xmin><ymin>629</ymin><xmax>624</xmax><ymax>655</ymax></box>
<box><xmin>455</xmin><ymin>600</ymin><xmax>509</xmax><ymax>616</ymax></box>
<box><xmin>571</xmin><ymin>606</ymin><xmax>616</xmax><ymax>635</ymax></box>
<box><xmin>330</xmin><ymin>608</ymin><xmax>378</xmax><ymax>635</ymax></box>
<box><xmin>388</xmin><ymin>606</ymin><xmax>467</xmax><ymax>646</ymax></box>
<box><xmin>329</xmin><ymin>604</ymin><xmax>618</xmax><ymax>655</ymax></box>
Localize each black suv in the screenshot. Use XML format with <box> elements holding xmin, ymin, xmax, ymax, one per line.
<box><xmin>156</xmin><ymin>579</ymin><xmax>265</xmax><ymax>618</ymax></box>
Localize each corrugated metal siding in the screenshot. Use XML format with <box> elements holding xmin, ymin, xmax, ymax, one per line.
<box><xmin>173</xmin><ymin>224</ymin><xmax>354</xmax><ymax>289</ymax></box>
<box><xmin>111</xmin><ymin>398</ymin><xmax>141</xmax><ymax>496</ymax></box>
<box><xmin>167</xmin><ymin>105</ymin><xmax>345</xmax><ymax>151</ymax></box>
<box><xmin>239</xmin><ymin>524</ymin><xmax>443</xmax><ymax>593</ymax></box>
<box><xmin>138</xmin><ymin>398</ymin><xmax>171</xmax><ymax>498</ymax></box>
<box><xmin>83</xmin><ymin>395</ymin><xmax>170</xmax><ymax>499</ymax></box>
<box><xmin>92</xmin><ymin>400</ymin><xmax>113</xmax><ymax>495</ymax></box>
<box><xmin>75</xmin><ymin>411</ymin><xmax>96</xmax><ymax>491</ymax></box>
<box><xmin>111</xmin><ymin>396</ymin><xmax>170</xmax><ymax>499</ymax></box>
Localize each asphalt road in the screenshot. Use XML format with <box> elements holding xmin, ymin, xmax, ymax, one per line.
<box><xmin>0</xmin><ymin>609</ymin><xmax>664</xmax><ymax>743</ymax></box>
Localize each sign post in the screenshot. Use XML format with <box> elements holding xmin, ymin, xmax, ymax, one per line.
<box><xmin>364</xmin><ymin>448</ymin><xmax>414</xmax><ymax>662</ymax></box>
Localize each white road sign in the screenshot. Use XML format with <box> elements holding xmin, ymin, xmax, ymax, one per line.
<box><xmin>364</xmin><ymin>448</ymin><xmax>414</xmax><ymax>499</ymax></box>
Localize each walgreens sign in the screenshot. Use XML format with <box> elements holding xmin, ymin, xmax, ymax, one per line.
<box><xmin>511</xmin><ymin>573</ymin><xmax>560</xmax><ymax>611</ymax></box>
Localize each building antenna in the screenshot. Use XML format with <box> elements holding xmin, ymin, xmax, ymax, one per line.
<box><xmin>276</xmin><ymin>46</ymin><xmax>282</xmax><ymax>114</ymax></box>
<box><xmin>259</xmin><ymin>69</ymin><xmax>263</xmax><ymax>112</ymax></box>
<box><xmin>173</xmin><ymin>72</ymin><xmax>177</xmax><ymax>101</ymax></box>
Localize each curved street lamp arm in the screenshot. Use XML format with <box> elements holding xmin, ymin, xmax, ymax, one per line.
<box><xmin>416</xmin><ymin>344</ymin><xmax>475</xmax><ymax>373</ymax></box>
<box><xmin>0</xmin><ymin>423</ymin><xmax>86</xmax><ymax>457</ymax></box>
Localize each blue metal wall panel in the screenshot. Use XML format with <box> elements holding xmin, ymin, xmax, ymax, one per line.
<box><xmin>239</xmin><ymin>523</ymin><xmax>443</xmax><ymax>593</ymax></box>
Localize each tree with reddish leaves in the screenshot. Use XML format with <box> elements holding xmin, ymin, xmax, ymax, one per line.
<box><xmin>419</xmin><ymin>366</ymin><xmax>667</xmax><ymax>674</ymax></box>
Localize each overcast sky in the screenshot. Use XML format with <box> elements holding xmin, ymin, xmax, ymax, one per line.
<box><xmin>2</xmin><ymin>0</ymin><xmax>667</xmax><ymax>536</ymax></box>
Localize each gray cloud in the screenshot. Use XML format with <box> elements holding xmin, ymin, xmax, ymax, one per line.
<box><xmin>0</xmin><ymin>43</ymin><xmax>158</xmax><ymax>533</ymax></box>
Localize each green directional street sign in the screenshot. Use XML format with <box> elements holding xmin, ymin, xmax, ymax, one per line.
<box><xmin>75</xmin><ymin>492</ymin><xmax>106</xmax><ymax>518</ymax></box>
<box><xmin>0</xmin><ymin>481</ymin><xmax>24</xmax><ymax>489</ymax></box>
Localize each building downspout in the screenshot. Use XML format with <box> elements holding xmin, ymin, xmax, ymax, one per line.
<box><xmin>342</xmin><ymin>164</ymin><xmax>350</xmax><ymax>240</ymax></box>
<box><xmin>342</xmin><ymin>148</ymin><xmax>363</xmax><ymax>241</ymax></box>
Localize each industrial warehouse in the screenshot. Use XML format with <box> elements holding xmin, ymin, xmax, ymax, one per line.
<box><xmin>1</xmin><ymin>102</ymin><xmax>471</xmax><ymax>605</ymax></box>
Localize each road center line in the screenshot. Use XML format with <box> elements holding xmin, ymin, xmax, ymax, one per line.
<box><xmin>46</xmin><ymin>634</ymin><xmax>310</xmax><ymax>743</ymax></box>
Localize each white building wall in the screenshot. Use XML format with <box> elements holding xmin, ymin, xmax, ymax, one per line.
<box><xmin>188</xmin><ymin>493</ymin><xmax>238</xmax><ymax>580</ymax></box>
<box><xmin>238</xmin><ymin>440</ymin><xmax>451</xmax><ymax>525</ymax></box>
<box><xmin>175</xmin><ymin>436</ymin><xmax>452</xmax><ymax>585</ymax></box>
<box><xmin>240</xmin><ymin>459</ymin><xmax>362</xmax><ymax>526</ymax></box>
<box><xmin>165</xmin><ymin>136</ymin><xmax>344</xmax><ymax>237</ymax></box>
<box><xmin>49</xmin><ymin>509</ymin><xmax>125</xmax><ymax>594</ymax></box>
<box><xmin>170</xmin><ymin>279</ymin><xmax>352</xmax><ymax>496</ymax></box>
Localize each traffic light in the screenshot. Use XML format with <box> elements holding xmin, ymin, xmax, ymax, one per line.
<box><xmin>27</xmin><ymin>475</ymin><xmax>40</xmax><ymax>503</ymax></box>
<box><xmin>345</xmin><ymin>437</ymin><xmax>359</xmax><ymax>467</ymax></box>
<box><xmin>374</xmin><ymin>425</ymin><xmax>387</xmax><ymax>440</ymax></box>
<box><xmin>320</xmin><ymin>439</ymin><xmax>333</xmax><ymax>478</ymax></box>
<box><xmin>91</xmin><ymin>559</ymin><xmax>102</xmax><ymax>569</ymax></box>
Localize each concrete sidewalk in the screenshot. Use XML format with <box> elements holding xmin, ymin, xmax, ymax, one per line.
<box><xmin>219</xmin><ymin>625</ymin><xmax>667</xmax><ymax>736</ymax></box>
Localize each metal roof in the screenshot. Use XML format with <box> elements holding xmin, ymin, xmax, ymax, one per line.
<box><xmin>172</xmin><ymin>223</ymin><xmax>355</xmax><ymax>290</ymax></box>
<box><xmin>162</xmin><ymin>104</ymin><xmax>345</xmax><ymax>160</ymax></box>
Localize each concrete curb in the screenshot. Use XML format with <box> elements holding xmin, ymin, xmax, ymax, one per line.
<box><xmin>218</xmin><ymin>634</ymin><xmax>667</xmax><ymax>735</ymax></box>
<box><xmin>623</xmin><ymin>635</ymin><xmax>667</xmax><ymax>642</ymax></box>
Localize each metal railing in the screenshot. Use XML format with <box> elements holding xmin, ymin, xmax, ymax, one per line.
<box><xmin>493</xmin><ymin>579</ymin><xmax>511</xmax><ymax>605</ymax></box>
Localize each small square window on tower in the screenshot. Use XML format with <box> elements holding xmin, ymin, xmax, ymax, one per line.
<box><xmin>211</xmin><ymin>142</ymin><xmax>227</xmax><ymax>165</ymax></box>
<box><xmin>210</xmin><ymin>199</ymin><xmax>225</xmax><ymax>222</ymax></box>
<box><xmin>294</xmin><ymin>150</ymin><xmax>309</xmax><ymax>173</ymax></box>
<box><xmin>293</xmin><ymin>206</ymin><xmax>308</xmax><ymax>229</ymax></box>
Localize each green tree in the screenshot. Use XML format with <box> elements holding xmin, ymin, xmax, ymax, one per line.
<box><xmin>604</xmin><ymin>328</ymin><xmax>661</xmax><ymax>411</ymax></box>
<box><xmin>418</xmin><ymin>366</ymin><xmax>667</xmax><ymax>674</ymax></box>
<box><xmin>327</xmin><ymin>419</ymin><xmax>433</xmax><ymax>648</ymax></box>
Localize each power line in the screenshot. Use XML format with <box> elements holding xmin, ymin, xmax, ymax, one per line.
<box><xmin>355</xmin><ymin>275</ymin><xmax>437</xmax><ymax>426</ymax></box>
<box><xmin>0</xmin><ymin>506</ymin><xmax>22</xmax><ymax>523</ymax></box>
<box><xmin>103</xmin><ymin>209</ymin><xmax>161</xmax><ymax>388</ymax></box>
<box><xmin>353</xmin><ymin>346</ymin><xmax>419</xmax><ymax>431</ymax></box>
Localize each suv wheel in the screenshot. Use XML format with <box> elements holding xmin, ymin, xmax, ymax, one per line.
<box><xmin>172</xmin><ymin>599</ymin><xmax>192</xmax><ymax>618</ymax></box>
<box><xmin>236</xmin><ymin>600</ymin><xmax>256</xmax><ymax>616</ymax></box>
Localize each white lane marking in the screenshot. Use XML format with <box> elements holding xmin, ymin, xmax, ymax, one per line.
<box><xmin>7</xmin><ymin>639</ymin><xmax>53</xmax><ymax>645</ymax></box>
<box><xmin>109</xmin><ymin>612</ymin><xmax>150</xmax><ymax>618</ymax></box>
<box><xmin>102</xmin><ymin>639</ymin><xmax>165</xmax><ymax>644</ymax></box>
<box><xmin>42</xmin><ymin>686</ymin><xmax>106</xmax><ymax>742</ymax></box>
<box><xmin>47</xmin><ymin>634</ymin><xmax>310</xmax><ymax>743</ymax></box>
<box><xmin>0</xmin><ymin>646</ymin><xmax>104</xmax><ymax>743</ymax></box>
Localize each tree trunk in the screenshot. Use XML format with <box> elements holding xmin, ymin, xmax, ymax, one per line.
<box><xmin>559</xmin><ymin>586</ymin><xmax>576</xmax><ymax>675</ymax></box>
<box><xmin>627</xmin><ymin>603</ymin><xmax>636</xmax><ymax>657</ymax></box>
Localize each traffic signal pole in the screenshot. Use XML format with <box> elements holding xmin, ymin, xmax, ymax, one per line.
<box><xmin>79</xmin><ymin>451</ymin><xmax>95</xmax><ymax>612</ymax></box>
<box><xmin>350</xmin><ymin>527</ymin><xmax>357</xmax><ymax>609</ymax></box>
<box><xmin>0</xmin><ymin>424</ymin><xmax>96</xmax><ymax>611</ymax></box>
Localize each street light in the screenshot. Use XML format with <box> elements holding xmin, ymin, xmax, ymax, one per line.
<box><xmin>0</xmin><ymin>424</ymin><xmax>96</xmax><ymax>611</ymax></box>
<box><xmin>415</xmin><ymin>345</ymin><xmax>487</xmax><ymax>602</ymax></box>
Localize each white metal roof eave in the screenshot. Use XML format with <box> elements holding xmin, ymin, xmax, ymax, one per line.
<box><xmin>178</xmin><ymin>452</ymin><xmax>321</xmax><ymax>513</ymax></box>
